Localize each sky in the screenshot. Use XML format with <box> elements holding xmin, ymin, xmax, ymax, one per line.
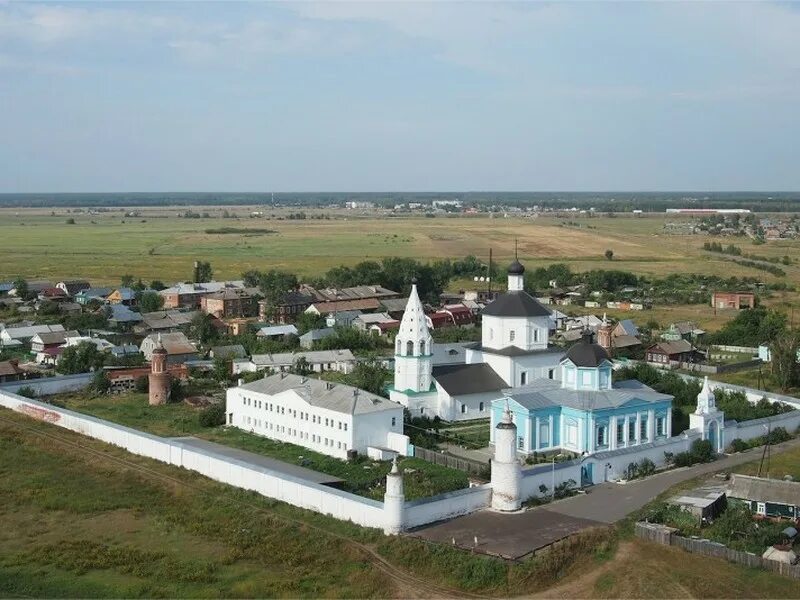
<box><xmin>1</xmin><ymin>1</ymin><xmax>799</xmax><ymax>193</ymax></box>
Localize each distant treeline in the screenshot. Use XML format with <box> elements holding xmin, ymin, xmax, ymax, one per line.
<box><xmin>1</xmin><ymin>191</ymin><xmax>800</xmax><ymax>212</ymax></box>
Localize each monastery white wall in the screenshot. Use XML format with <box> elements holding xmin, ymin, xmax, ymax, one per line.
<box><xmin>725</xmin><ymin>412</ymin><xmax>800</xmax><ymax>443</ymax></box>
<box><xmin>0</xmin><ymin>390</ymin><xmax>386</xmax><ymax>530</ymax></box>
<box><xmin>520</xmin><ymin>460</ymin><xmax>583</xmax><ymax>499</ymax></box>
<box><xmin>404</xmin><ymin>484</ymin><xmax>492</xmax><ymax>529</ymax></box>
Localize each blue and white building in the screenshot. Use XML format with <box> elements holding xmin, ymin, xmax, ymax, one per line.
<box><xmin>491</xmin><ymin>333</ymin><xmax>674</xmax><ymax>455</ymax></box>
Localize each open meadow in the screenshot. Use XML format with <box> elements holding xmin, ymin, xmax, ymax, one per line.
<box><xmin>2</xmin><ymin>207</ymin><xmax>799</xmax><ymax>287</ymax></box>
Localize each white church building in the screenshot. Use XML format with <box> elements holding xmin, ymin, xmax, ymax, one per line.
<box><xmin>389</xmin><ymin>258</ymin><xmax>564</xmax><ymax>421</ymax></box>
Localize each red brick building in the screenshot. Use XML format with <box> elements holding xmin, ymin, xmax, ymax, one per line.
<box><xmin>711</xmin><ymin>291</ymin><xmax>755</xmax><ymax>310</ymax></box>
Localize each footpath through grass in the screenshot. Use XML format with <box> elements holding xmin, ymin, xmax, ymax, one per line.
<box><xmin>55</xmin><ymin>391</ymin><xmax>469</xmax><ymax>501</ymax></box>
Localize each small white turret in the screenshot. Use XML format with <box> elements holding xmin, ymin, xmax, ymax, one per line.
<box><xmin>383</xmin><ymin>457</ymin><xmax>405</xmax><ymax>535</ymax></box>
<box><xmin>695</xmin><ymin>376</ymin><xmax>716</xmax><ymax>414</ymax></box>
<box><xmin>690</xmin><ymin>376</ymin><xmax>725</xmax><ymax>453</ymax></box>
<box><xmin>491</xmin><ymin>404</ymin><xmax>522</xmax><ymax>511</ymax></box>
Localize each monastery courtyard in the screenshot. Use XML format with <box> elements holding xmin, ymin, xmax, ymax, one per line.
<box><xmin>410</xmin><ymin>436</ymin><xmax>800</xmax><ymax>560</ymax></box>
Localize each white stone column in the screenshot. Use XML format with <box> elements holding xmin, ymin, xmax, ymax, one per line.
<box><xmin>535</xmin><ymin>416</ymin><xmax>540</xmax><ymax>450</ymax></box>
<box><xmin>549</xmin><ymin>417</ymin><xmax>554</xmax><ymax>450</ymax></box>
<box><xmin>610</xmin><ymin>416</ymin><xmax>617</xmax><ymax>450</ymax></box>
<box><xmin>383</xmin><ymin>459</ymin><xmax>405</xmax><ymax>535</ymax></box>
<box><xmin>648</xmin><ymin>409</ymin><xmax>655</xmax><ymax>442</ymax></box>
<box><xmin>588</xmin><ymin>415</ymin><xmax>595</xmax><ymax>454</ymax></box>
<box><xmin>667</xmin><ymin>409</ymin><xmax>673</xmax><ymax>437</ymax></box>
<box><xmin>635</xmin><ymin>413</ymin><xmax>641</xmax><ymax>445</ymax></box>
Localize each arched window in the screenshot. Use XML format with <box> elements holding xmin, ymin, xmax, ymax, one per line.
<box><xmin>396</xmin><ymin>338</ymin><xmax>401</xmax><ymax>354</ymax></box>
<box><xmin>419</xmin><ymin>340</ymin><xmax>426</xmax><ymax>355</ymax></box>
<box><xmin>406</xmin><ymin>340</ymin><xmax>414</xmax><ymax>356</ymax></box>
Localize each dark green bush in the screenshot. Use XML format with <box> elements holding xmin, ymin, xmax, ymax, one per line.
<box><xmin>199</xmin><ymin>403</ymin><xmax>226</xmax><ymax>428</ymax></box>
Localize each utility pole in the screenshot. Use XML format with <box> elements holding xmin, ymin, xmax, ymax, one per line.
<box><xmin>488</xmin><ymin>247</ymin><xmax>493</xmax><ymax>297</ymax></box>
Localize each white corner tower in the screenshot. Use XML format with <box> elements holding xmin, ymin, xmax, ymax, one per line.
<box><xmin>383</xmin><ymin>457</ymin><xmax>405</xmax><ymax>535</ymax></box>
<box><xmin>392</xmin><ymin>282</ymin><xmax>433</xmax><ymax>394</ymax></box>
<box><xmin>491</xmin><ymin>404</ymin><xmax>522</xmax><ymax>511</ymax></box>
<box><xmin>689</xmin><ymin>376</ymin><xmax>725</xmax><ymax>453</ymax></box>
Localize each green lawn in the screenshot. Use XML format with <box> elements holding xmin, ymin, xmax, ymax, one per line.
<box><xmin>54</xmin><ymin>391</ymin><xmax>469</xmax><ymax>501</ymax></box>
<box><xmin>733</xmin><ymin>444</ymin><xmax>800</xmax><ymax>481</ymax></box>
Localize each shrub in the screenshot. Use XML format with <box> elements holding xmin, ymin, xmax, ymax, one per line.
<box><xmin>728</xmin><ymin>438</ymin><xmax>748</xmax><ymax>453</ymax></box>
<box><xmin>199</xmin><ymin>403</ymin><xmax>226</xmax><ymax>427</ymax></box>
<box><xmin>16</xmin><ymin>386</ymin><xmax>37</xmax><ymax>399</ymax></box>
<box><xmin>91</xmin><ymin>370</ymin><xmax>110</xmax><ymax>394</ymax></box>
<box><xmin>134</xmin><ymin>376</ymin><xmax>149</xmax><ymax>393</ymax></box>
<box><xmin>169</xmin><ymin>379</ymin><xmax>183</xmax><ymax>403</ymax></box>
<box><xmin>637</xmin><ymin>458</ymin><xmax>656</xmax><ymax>477</ymax></box>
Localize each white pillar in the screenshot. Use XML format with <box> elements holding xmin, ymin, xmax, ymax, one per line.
<box><xmin>635</xmin><ymin>413</ymin><xmax>641</xmax><ymax>445</ymax></box>
<box><xmin>534</xmin><ymin>416</ymin><xmax>540</xmax><ymax>450</ymax></box>
<box><xmin>588</xmin><ymin>415</ymin><xmax>595</xmax><ymax>454</ymax></box>
<box><xmin>491</xmin><ymin>408</ymin><xmax>522</xmax><ymax>511</ymax></box>
<box><xmin>647</xmin><ymin>409</ymin><xmax>655</xmax><ymax>443</ymax></box>
<box><xmin>383</xmin><ymin>458</ymin><xmax>405</xmax><ymax>535</ymax></box>
<box><xmin>609</xmin><ymin>416</ymin><xmax>617</xmax><ymax>450</ymax></box>
<box><xmin>667</xmin><ymin>409</ymin><xmax>673</xmax><ymax>437</ymax></box>
<box><xmin>549</xmin><ymin>417</ymin><xmax>555</xmax><ymax>450</ymax></box>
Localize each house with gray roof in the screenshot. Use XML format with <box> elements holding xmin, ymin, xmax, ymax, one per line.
<box><xmin>232</xmin><ymin>349</ymin><xmax>356</xmax><ymax>375</ymax></box>
<box><xmin>728</xmin><ymin>474</ymin><xmax>800</xmax><ymax>519</ymax></box>
<box><xmin>299</xmin><ymin>327</ymin><xmax>336</xmax><ymax>349</ymax></box>
<box><xmin>225</xmin><ymin>373</ymin><xmax>408</xmax><ymax>460</ymax></box>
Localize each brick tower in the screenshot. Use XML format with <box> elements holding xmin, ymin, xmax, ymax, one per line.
<box><xmin>597</xmin><ymin>313</ymin><xmax>613</xmax><ymax>354</ymax></box>
<box><xmin>148</xmin><ymin>333</ymin><xmax>171</xmax><ymax>406</ymax></box>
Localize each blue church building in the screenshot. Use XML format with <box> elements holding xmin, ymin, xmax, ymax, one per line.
<box><xmin>490</xmin><ymin>332</ymin><xmax>674</xmax><ymax>456</ymax></box>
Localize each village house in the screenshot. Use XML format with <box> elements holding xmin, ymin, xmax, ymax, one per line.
<box><xmin>353</xmin><ymin>312</ymin><xmax>398</xmax><ymax>334</ymax></box>
<box><xmin>325</xmin><ymin>310</ymin><xmax>361</xmax><ymax>328</ymax></box>
<box><xmin>134</xmin><ymin>310</ymin><xmax>198</xmax><ymax>334</ymax></box>
<box><xmin>106</xmin><ymin>287</ymin><xmax>138</xmax><ymax>305</ymax></box>
<box><xmin>0</xmin><ymin>359</ymin><xmax>26</xmax><ymax>383</ymax></box>
<box><xmin>11</xmin><ymin>280</ymin><xmax>53</xmax><ymax>297</ymax></box>
<box><xmin>255</xmin><ymin>324</ymin><xmax>299</xmax><ymax>339</ymax></box>
<box><xmin>727</xmin><ymin>474</ymin><xmax>800</xmax><ymax>519</ymax></box>
<box><xmin>201</xmin><ymin>287</ymin><xmax>259</xmax><ymax>319</ymax></box>
<box><xmin>37</xmin><ymin>287</ymin><xmax>69</xmax><ymax>302</ymax></box>
<box><xmin>160</xmin><ymin>281</ymin><xmax>246</xmax><ymax>310</ymax></box>
<box><xmin>439</xmin><ymin>304</ymin><xmax>475</xmax><ymax>327</ymax></box>
<box><xmin>225</xmin><ymin>373</ymin><xmax>408</xmax><ymax>460</ymax></box>
<box><xmin>107</xmin><ymin>304</ymin><xmax>144</xmax><ymax>328</ymax></box>
<box><xmin>645</xmin><ymin>339</ymin><xmax>699</xmax><ymax>366</ymax></box>
<box><xmin>662</xmin><ymin>321</ymin><xmax>705</xmax><ymax>342</ymax></box>
<box><xmin>75</xmin><ymin>287</ymin><xmax>113</xmax><ymax>305</ymax></box>
<box><xmin>305</xmin><ymin>298</ymin><xmax>382</xmax><ymax>316</ymax></box>
<box><xmin>140</xmin><ymin>332</ymin><xmax>199</xmax><ymax>365</ymax></box>
<box><xmin>711</xmin><ymin>291</ymin><xmax>756</xmax><ymax>310</ymax></box>
<box><xmin>56</xmin><ymin>280</ymin><xmax>91</xmax><ymax>296</ymax></box>
<box><xmin>231</xmin><ymin>349</ymin><xmax>357</xmax><ymax>375</ymax></box>
<box><xmin>209</xmin><ymin>344</ymin><xmax>248</xmax><ymax>360</ymax></box>
<box><xmin>1</xmin><ymin>323</ymin><xmax>66</xmax><ymax>347</ymax></box>
<box><xmin>259</xmin><ymin>291</ymin><xmax>314</xmax><ymax>324</ymax></box>
<box><xmin>299</xmin><ymin>327</ymin><xmax>336</xmax><ymax>349</ymax></box>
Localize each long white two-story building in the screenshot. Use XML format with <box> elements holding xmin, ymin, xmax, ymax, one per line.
<box><xmin>225</xmin><ymin>373</ymin><xmax>409</xmax><ymax>460</ymax></box>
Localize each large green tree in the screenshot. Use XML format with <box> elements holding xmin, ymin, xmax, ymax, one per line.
<box><xmin>59</xmin><ymin>341</ymin><xmax>105</xmax><ymax>374</ymax></box>
<box><xmin>139</xmin><ymin>290</ymin><xmax>164</xmax><ymax>313</ymax></box>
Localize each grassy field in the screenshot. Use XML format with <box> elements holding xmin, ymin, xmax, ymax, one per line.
<box><xmin>3</xmin><ymin>208</ymin><xmax>799</xmax><ymax>289</ymax></box>
<box><xmin>733</xmin><ymin>443</ymin><xmax>800</xmax><ymax>481</ymax></box>
<box><xmin>3</xmin><ymin>405</ymin><xmax>800</xmax><ymax>598</ymax></box>
<box><xmin>54</xmin><ymin>391</ymin><xmax>470</xmax><ymax>501</ymax></box>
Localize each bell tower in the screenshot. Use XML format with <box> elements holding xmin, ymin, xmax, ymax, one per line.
<box><xmin>148</xmin><ymin>333</ymin><xmax>171</xmax><ymax>406</ymax></box>
<box><xmin>393</xmin><ymin>282</ymin><xmax>433</xmax><ymax>393</ymax></box>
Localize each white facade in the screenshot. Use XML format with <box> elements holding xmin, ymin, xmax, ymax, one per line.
<box><xmin>226</xmin><ymin>374</ymin><xmax>407</xmax><ymax>459</ymax></box>
<box><xmin>393</xmin><ymin>284</ymin><xmax>433</xmax><ymax>394</ymax></box>
<box><xmin>481</xmin><ymin>315</ymin><xmax>550</xmax><ymax>353</ymax></box>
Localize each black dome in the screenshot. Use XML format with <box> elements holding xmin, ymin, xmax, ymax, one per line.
<box><xmin>508</xmin><ymin>259</ymin><xmax>525</xmax><ymax>275</ymax></box>
<box><xmin>564</xmin><ymin>332</ymin><xmax>610</xmax><ymax>367</ymax></box>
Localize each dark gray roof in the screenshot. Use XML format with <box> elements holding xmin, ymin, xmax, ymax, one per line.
<box><xmin>728</xmin><ymin>474</ymin><xmax>800</xmax><ymax>506</ymax></box>
<box><xmin>508</xmin><ymin>259</ymin><xmax>525</xmax><ymax>275</ymax></box>
<box><xmin>506</xmin><ymin>378</ymin><xmax>672</xmax><ymax>412</ymax></box>
<box><xmin>564</xmin><ymin>337</ymin><xmax>611</xmax><ymax>367</ymax></box>
<box><xmin>482</xmin><ymin>291</ymin><xmax>551</xmax><ymax>318</ymax></box>
<box><xmin>432</xmin><ymin>363</ymin><xmax>508</xmax><ymax>396</ymax></box>
<box><xmin>210</xmin><ymin>344</ymin><xmax>248</xmax><ymax>360</ymax></box>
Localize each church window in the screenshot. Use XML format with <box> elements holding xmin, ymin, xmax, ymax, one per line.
<box><xmin>520</xmin><ymin>371</ymin><xmax>527</xmax><ymax>386</ymax></box>
<box><xmin>479</xmin><ymin>402</ymin><xmax>484</xmax><ymax>412</ymax></box>
<box><xmin>391</xmin><ymin>417</ymin><xmax>396</xmax><ymax>427</ymax></box>
<box><xmin>548</xmin><ymin>369</ymin><xmax>555</xmax><ymax>379</ymax></box>
<box><xmin>628</xmin><ymin>420</ymin><xmax>635</xmax><ymax>441</ymax></box>
<box><xmin>518</xmin><ymin>436</ymin><xmax>524</xmax><ymax>450</ymax></box>
<box><xmin>640</xmin><ymin>419</ymin><xmax>648</xmax><ymax>441</ymax></box>
<box><xmin>509</xmin><ymin>330</ymin><xmax>516</xmax><ymax>342</ymax></box>
<box><xmin>396</xmin><ymin>339</ymin><xmax>401</xmax><ymax>354</ymax></box>
<box><xmin>461</xmin><ymin>404</ymin><xmax>467</xmax><ymax>414</ymax></box>
<box><xmin>539</xmin><ymin>422</ymin><xmax>550</xmax><ymax>446</ymax></box>
<box><xmin>419</xmin><ymin>340</ymin><xmax>426</xmax><ymax>355</ymax></box>
<box><xmin>533</xmin><ymin>328</ymin><xmax>539</xmax><ymax>343</ymax></box>
<box><xmin>656</xmin><ymin>416</ymin><xmax>665</xmax><ymax>437</ymax></box>
<box><xmin>617</xmin><ymin>422</ymin><xmax>625</xmax><ymax>443</ymax></box>
<box><xmin>580</xmin><ymin>370</ymin><xmax>592</xmax><ymax>386</ymax></box>
<box><xmin>406</xmin><ymin>340</ymin><xmax>414</xmax><ymax>356</ymax></box>
<box><xmin>344</xmin><ymin>423</ymin><xmax>348</xmax><ymax>431</ymax></box>
<box><xmin>597</xmin><ymin>426</ymin><xmax>606</xmax><ymax>447</ymax></box>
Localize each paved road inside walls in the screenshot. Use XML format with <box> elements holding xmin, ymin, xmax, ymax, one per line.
<box><xmin>410</xmin><ymin>437</ymin><xmax>800</xmax><ymax>559</ymax></box>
